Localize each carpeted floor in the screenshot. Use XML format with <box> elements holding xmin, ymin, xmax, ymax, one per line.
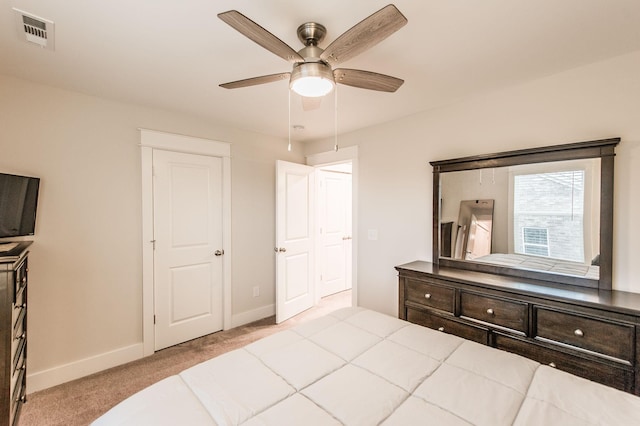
<box><xmin>18</xmin><ymin>290</ymin><xmax>352</xmax><ymax>426</ymax></box>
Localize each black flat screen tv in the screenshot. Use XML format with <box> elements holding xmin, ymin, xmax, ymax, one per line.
<box><xmin>0</xmin><ymin>173</ymin><xmax>40</xmax><ymax>238</ymax></box>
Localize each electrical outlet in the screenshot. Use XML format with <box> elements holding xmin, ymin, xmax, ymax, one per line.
<box><xmin>252</xmin><ymin>286</ymin><xmax>260</xmax><ymax>297</ymax></box>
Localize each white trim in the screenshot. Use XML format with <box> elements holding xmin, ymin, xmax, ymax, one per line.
<box><xmin>222</xmin><ymin>155</ymin><xmax>232</xmax><ymax>330</ymax></box>
<box><xmin>141</xmin><ymin>146</ymin><xmax>154</xmax><ymax>356</ymax></box>
<box><xmin>139</xmin><ymin>128</ymin><xmax>231</xmax><ymax>157</ymax></box>
<box><xmin>231</xmin><ymin>304</ymin><xmax>275</xmax><ymax>328</ymax></box>
<box><xmin>306</xmin><ymin>146</ymin><xmax>358</xmax><ymax>166</ymax></box>
<box><xmin>140</xmin><ymin>129</ymin><xmax>232</xmax><ymax>357</ymax></box>
<box><xmin>27</xmin><ymin>343</ymin><xmax>144</xmax><ymax>393</ymax></box>
<box><xmin>306</xmin><ymin>146</ymin><xmax>359</xmax><ymax>308</ymax></box>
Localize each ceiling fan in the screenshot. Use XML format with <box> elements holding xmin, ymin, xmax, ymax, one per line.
<box><xmin>217</xmin><ymin>4</ymin><xmax>408</xmax><ymax>100</ymax></box>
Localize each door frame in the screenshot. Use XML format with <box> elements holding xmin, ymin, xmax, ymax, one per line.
<box><xmin>140</xmin><ymin>129</ymin><xmax>232</xmax><ymax>356</ymax></box>
<box><xmin>306</xmin><ymin>145</ymin><xmax>358</xmax><ymax>307</ymax></box>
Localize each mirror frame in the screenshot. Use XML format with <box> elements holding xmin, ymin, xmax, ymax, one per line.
<box><xmin>431</xmin><ymin>138</ymin><xmax>619</xmax><ymax>290</ymax></box>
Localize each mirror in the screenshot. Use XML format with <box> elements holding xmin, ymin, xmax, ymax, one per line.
<box><xmin>431</xmin><ymin>138</ymin><xmax>619</xmax><ymax>290</ymax></box>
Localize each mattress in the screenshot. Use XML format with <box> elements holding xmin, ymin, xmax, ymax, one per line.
<box><xmin>92</xmin><ymin>307</ymin><xmax>640</xmax><ymax>425</ymax></box>
<box><xmin>475</xmin><ymin>253</ymin><xmax>599</xmax><ymax>279</ymax></box>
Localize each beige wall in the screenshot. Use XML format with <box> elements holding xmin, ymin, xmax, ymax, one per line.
<box><xmin>3</xmin><ymin>47</ymin><xmax>640</xmax><ymax>391</ymax></box>
<box><xmin>304</xmin><ymin>50</ymin><xmax>640</xmax><ymax>315</ymax></box>
<box><xmin>0</xmin><ymin>74</ymin><xmax>303</xmax><ymax>390</ymax></box>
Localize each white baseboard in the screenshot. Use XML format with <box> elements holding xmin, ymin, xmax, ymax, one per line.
<box><xmin>27</xmin><ymin>305</ymin><xmax>275</xmax><ymax>393</ymax></box>
<box><xmin>27</xmin><ymin>343</ymin><xmax>144</xmax><ymax>393</ymax></box>
<box><xmin>230</xmin><ymin>304</ymin><xmax>274</xmax><ymax>329</ymax></box>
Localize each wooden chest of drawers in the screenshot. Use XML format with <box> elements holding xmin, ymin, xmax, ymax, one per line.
<box><xmin>1</xmin><ymin>242</ymin><xmax>31</xmax><ymax>426</ymax></box>
<box><xmin>397</xmin><ymin>260</ymin><xmax>640</xmax><ymax>395</ymax></box>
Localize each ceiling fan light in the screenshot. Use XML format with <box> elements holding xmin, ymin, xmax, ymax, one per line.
<box><xmin>291</xmin><ymin>76</ymin><xmax>334</xmax><ymax>97</ymax></box>
<box><xmin>290</xmin><ymin>62</ymin><xmax>335</xmax><ymax>97</ymax></box>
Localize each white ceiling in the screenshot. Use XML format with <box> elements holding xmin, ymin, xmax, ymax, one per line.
<box><xmin>2</xmin><ymin>1</ymin><xmax>639</xmax><ymax>142</ymax></box>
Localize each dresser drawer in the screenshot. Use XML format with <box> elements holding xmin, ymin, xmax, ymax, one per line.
<box><xmin>12</xmin><ymin>299</ymin><xmax>26</xmax><ymax>333</ymax></box>
<box><xmin>11</xmin><ymin>309</ymin><xmax>25</xmax><ymax>361</ymax></box>
<box><xmin>407</xmin><ymin>307</ymin><xmax>489</xmax><ymax>345</ymax></box>
<box><xmin>405</xmin><ymin>279</ymin><xmax>454</xmax><ymax>313</ymax></box>
<box><xmin>13</xmin><ymin>339</ymin><xmax>26</xmax><ymax>374</ymax></box>
<box><xmin>535</xmin><ymin>307</ymin><xmax>634</xmax><ymax>362</ymax></box>
<box><xmin>13</xmin><ymin>258</ymin><xmax>28</xmax><ymax>303</ymax></box>
<box><xmin>460</xmin><ymin>292</ymin><xmax>528</xmax><ymax>333</ymax></box>
<box><xmin>494</xmin><ymin>332</ymin><xmax>634</xmax><ymax>393</ymax></box>
<box><xmin>11</xmin><ymin>342</ymin><xmax>25</xmax><ymax>388</ymax></box>
<box><xmin>10</xmin><ymin>366</ymin><xmax>26</xmax><ymax>425</ymax></box>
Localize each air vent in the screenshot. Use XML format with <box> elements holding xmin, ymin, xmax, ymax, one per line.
<box><xmin>13</xmin><ymin>8</ymin><xmax>55</xmax><ymax>51</ymax></box>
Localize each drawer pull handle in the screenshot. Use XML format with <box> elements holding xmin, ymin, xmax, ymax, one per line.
<box><xmin>424</xmin><ymin>293</ymin><xmax>432</xmax><ymax>299</ymax></box>
<box><xmin>486</xmin><ymin>308</ymin><xmax>494</xmax><ymax>315</ymax></box>
<box><xmin>549</xmin><ymin>362</ymin><xmax>557</xmax><ymax>368</ymax></box>
<box><xmin>437</xmin><ymin>326</ymin><xmax>445</xmax><ymax>332</ymax></box>
<box><xmin>574</xmin><ymin>329</ymin><xmax>584</xmax><ymax>337</ymax></box>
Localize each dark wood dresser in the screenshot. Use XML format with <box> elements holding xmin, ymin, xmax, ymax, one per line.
<box><xmin>0</xmin><ymin>241</ymin><xmax>31</xmax><ymax>426</ymax></box>
<box><xmin>396</xmin><ymin>260</ymin><xmax>640</xmax><ymax>395</ymax></box>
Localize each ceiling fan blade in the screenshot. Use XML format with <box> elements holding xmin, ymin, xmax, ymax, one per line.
<box><xmin>334</xmin><ymin>69</ymin><xmax>404</xmax><ymax>92</ymax></box>
<box><xmin>218</xmin><ymin>10</ymin><xmax>304</xmax><ymax>63</ymax></box>
<box><xmin>302</xmin><ymin>96</ymin><xmax>322</xmax><ymax>111</ymax></box>
<box><xmin>320</xmin><ymin>4</ymin><xmax>407</xmax><ymax>66</ymax></box>
<box><xmin>220</xmin><ymin>72</ymin><xmax>291</xmax><ymax>89</ymax></box>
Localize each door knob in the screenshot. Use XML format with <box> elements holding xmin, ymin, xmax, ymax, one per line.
<box><xmin>274</xmin><ymin>247</ymin><xmax>287</xmax><ymax>253</ymax></box>
<box><xmin>214</xmin><ymin>250</ymin><xmax>224</xmax><ymax>256</ymax></box>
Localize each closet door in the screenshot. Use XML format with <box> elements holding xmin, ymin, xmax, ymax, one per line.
<box><xmin>153</xmin><ymin>149</ymin><xmax>224</xmax><ymax>350</ymax></box>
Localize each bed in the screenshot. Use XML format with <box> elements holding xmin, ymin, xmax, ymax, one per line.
<box><xmin>475</xmin><ymin>253</ymin><xmax>599</xmax><ymax>279</ymax></box>
<box><xmin>92</xmin><ymin>307</ymin><xmax>640</xmax><ymax>425</ymax></box>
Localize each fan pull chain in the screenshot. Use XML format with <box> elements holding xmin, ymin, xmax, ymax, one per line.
<box><xmin>334</xmin><ymin>84</ymin><xmax>339</xmax><ymax>152</ymax></box>
<box><xmin>288</xmin><ymin>89</ymin><xmax>292</xmax><ymax>152</ymax></box>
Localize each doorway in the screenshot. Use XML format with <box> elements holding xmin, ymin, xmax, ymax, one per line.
<box><xmin>274</xmin><ymin>147</ymin><xmax>357</xmax><ymax>323</ymax></box>
<box><xmin>306</xmin><ymin>145</ymin><xmax>358</xmax><ymax>308</ymax></box>
<box><xmin>140</xmin><ymin>129</ymin><xmax>232</xmax><ymax>356</ymax></box>
<box><xmin>317</xmin><ymin>162</ymin><xmax>352</xmax><ymax>298</ymax></box>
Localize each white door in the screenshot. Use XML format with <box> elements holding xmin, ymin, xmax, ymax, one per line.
<box><xmin>318</xmin><ymin>169</ymin><xmax>352</xmax><ymax>297</ymax></box>
<box><xmin>275</xmin><ymin>160</ymin><xmax>315</xmax><ymax>323</ymax></box>
<box><xmin>153</xmin><ymin>149</ymin><xmax>224</xmax><ymax>350</ymax></box>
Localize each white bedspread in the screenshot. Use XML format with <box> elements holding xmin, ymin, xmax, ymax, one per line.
<box><xmin>92</xmin><ymin>307</ymin><xmax>640</xmax><ymax>425</ymax></box>
<box><xmin>475</xmin><ymin>253</ymin><xmax>599</xmax><ymax>279</ymax></box>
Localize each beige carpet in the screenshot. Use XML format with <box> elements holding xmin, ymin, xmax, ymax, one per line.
<box><xmin>18</xmin><ymin>291</ymin><xmax>352</xmax><ymax>426</ymax></box>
